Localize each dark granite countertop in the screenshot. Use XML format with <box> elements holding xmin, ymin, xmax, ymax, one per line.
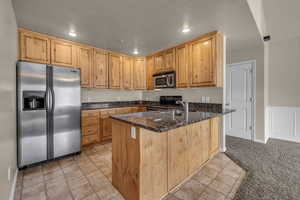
<box><xmin>110</xmin><ymin>109</ymin><xmax>234</xmax><ymax>133</ymax></box>
<box><xmin>81</xmin><ymin>101</ymin><xmax>225</xmax><ymax>113</ymax></box>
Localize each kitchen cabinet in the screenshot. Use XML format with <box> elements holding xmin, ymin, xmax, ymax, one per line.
<box><xmin>77</xmin><ymin>45</ymin><xmax>93</xmax><ymax>88</ymax></box>
<box><xmin>133</xmin><ymin>58</ymin><xmax>147</xmax><ymax>90</ymax></box>
<box><xmin>122</xmin><ymin>56</ymin><xmax>133</xmax><ymax>90</ymax></box>
<box><xmin>93</xmin><ymin>48</ymin><xmax>109</xmax><ymax>88</ymax></box>
<box><xmin>109</xmin><ymin>53</ymin><xmax>122</xmax><ymax>89</ymax></box>
<box><xmin>167</xmin><ymin>126</ymin><xmax>188</xmax><ymax>190</ymax></box>
<box><xmin>81</xmin><ymin>111</ymin><xmax>100</xmax><ymax>146</ymax></box>
<box><xmin>175</xmin><ymin>44</ymin><xmax>189</xmax><ymax>88</ymax></box>
<box><xmin>153</xmin><ymin>48</ymin><xmax>175</xmax><ymax>73</ymax></box>
<box><xmin>164</xmin><ymin>48</ymin><xmax>176</xmax><ymax>71</ymax></box>
<box><xmin>82</xmin><ymin>106</ymin><xmax>146</xmax><ymax>145</ymax></box>
<box><xmin>19</xmin><ymin>29</ymin><xmax>50</xmax><ymax>64</ymax></box>
<box><xmin>210</xmin><ymin>117</ymin><xmax>220</xmax><ymax>156</ymax></box>
<box><xmin>146</xmin><ymin>56</ymin><xmax>154</xmax><ymax>90</ymax></box>
<box><xmin>188</xmin><ymin>33</ymin><xmax>223</xmax><ymax>87</ymax></box>
<box><xmin>168</xmin><ymin>120</ymin><xmax>210</xmax><ymax>190</ymax></box>
<box><xmin>51</xmin><ymin>38</ymin><xmax>77</xmax><ymax>68</ymax></box>
<box><xmin>153</xmin><ymin>53</ymin><xmax>164</xmax><ymax>73</ymax></box>
<box><xmin>112</xmin><ymin>118</ymin><xmax>218</xmax><ymax>200</ymax></box>
<box><xmin>100</xmin><ymin>109</ymin><xmax>116</xmax><ymax>141</ymax></box>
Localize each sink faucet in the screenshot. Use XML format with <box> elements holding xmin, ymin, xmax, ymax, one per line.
<box><xmin>176</xmin><ymin>100</ymin><xmax>189</xmax><ymax>113</ymax></box>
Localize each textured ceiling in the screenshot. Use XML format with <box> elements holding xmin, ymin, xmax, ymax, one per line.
<box><xmin>12</xmin><ymin>0</ymin><xmax>261</xmax><ymax>56</ymax></box>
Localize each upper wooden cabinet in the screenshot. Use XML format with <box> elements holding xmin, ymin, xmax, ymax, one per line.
<box><xmin>146</xmin><ymin>56</ymin><xmax>154</xmax><ymax>90</ymax></box>
<box><xmin>77</xmin><ymin>45</ymin><xmax>93</xmax><ymax>88</ymax></box>
<box><xmin>51</xmin><ymin>39</ymin><xmax>77</xmax><ymax>68</ymax></box>
<box><xmin>19</xmin><ymin>29</ymin><xmax>50</xmax><ymax>64</ymax></box>
<box><xmin>122</xmin><ymin>56</ymin><xmax>133</xmax><ymax>90</ymax></box>
<box><xmin>188</xmin><ymin>33</ymin><xmax>223</xmax><ymax>87</ymax></box>
<box><xmin>93</xmin><ymin>48</ymin><xmax>109</xmax><ymax>89</ymax></box>
<box><xmin>109</xmin><ymin>53</ymin><xmax>122</xmax><ymax>89</ymax></box>
<box><xmin>133</xmin><ymin>57</ymin><xmax>147</xmax><ymax>90</ymax></box>
<box><xmin>153</xmin><ymin>48</ymin><xmax>175</xmax><ymax>73</ymax></box>
<box><xmin>175</xmin><ymin>44</ymin><xmax>189</xmax><ymax>88</ymax></box>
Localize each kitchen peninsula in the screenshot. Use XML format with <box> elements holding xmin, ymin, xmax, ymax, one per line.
<box><xmin>110</xmin><ymin>108</ymin><xmax>233</xmax><ymax>200</ymax></box>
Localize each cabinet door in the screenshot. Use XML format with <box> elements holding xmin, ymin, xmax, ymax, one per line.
<box><xmin>100</xmin><ymin>109</ymin><xmax>115</xmax><ymax>140</ymax></box>
<box><xmin>109</xmin><ymin>53</ymin><xmax>122</xmax><ymax>89</ymax></box>
<box><xmin>122</xmin><ymin>56</ymin><xmax>133</xmax><ymax>90</ymax></box>
<box><xmin>189</xmin><ymin>37</ymin><xmax>215</xmax><ymax>86</ymax></box>
<box><xmin>164</xmin><ymin>48</ymin><xmax>175</xmax><ymax>71</ymax></box>
<box><xmin>210</xmin><ymin>117</ymin><xmax>220</xmax><ymax>156</ymax></box>
<box><xmin>51</xmin><ymin>39</ymin><xmax>77</xmax><ymax>67</ymax></box>
<box><xmin>168</xmin><ymin>126</ymin><xmax>188</xmax><ymax>190</ymax></box>
<box><xmin>19</xmin><ymin>29</ymin><xmax>50</xmax><ymax>64</ymax></box>
<box><xmin>201</xmin><ymin>120</ymin><xmax>210</xmax><ymax>163</ymax></box>
<box><xmin>146</xmin><ymin>56</ymin><xmax>154</xmax><ymax>90</ymax></box>
<box><xmin>154</xmin><ymin>53</ymin><xmax>164</xmax><ymax>73</ymax></box>
<box><xmin>176</xmin><ymin>44</ymin><xmax>189</xmax><ymax>88</ymax></box>
<box><xmin>77</xmin><ymin>46</ymin><xmax>93</xmax><ymax>88</ymax></box>
<box><xmin>186</xmin><ymin>123</ymin><xmax>203</xmax><ymax>174</ymax></box>
<box><xmin>133</xmin><ymin>58</ymin><xmax>146</xmax><ymax>90</ymax></box>
<box><xmin>93</xmin><ymin>49</ymin><xmax>109</xmax><ymax>88</ymax></box>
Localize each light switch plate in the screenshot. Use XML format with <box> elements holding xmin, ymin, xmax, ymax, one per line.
<box><xmin>201</xmin><ymin>96</ymin><xmax>206</xmax><ymax>103</ymax></box>
<box><xmin>131</xmin><ymin>127</ymin><xmax>136</xmax><ymax>139</ymax></box>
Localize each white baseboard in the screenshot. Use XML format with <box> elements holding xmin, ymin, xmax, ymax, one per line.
<box><xmin>267</xmin><ymin>106</ymin><xmax>300</xmax><ymax>143</ymax></box>
<box><xmin>9</xmin><ymin>169</ymin><xmax>18</xmax><ymax>200</ymax></box>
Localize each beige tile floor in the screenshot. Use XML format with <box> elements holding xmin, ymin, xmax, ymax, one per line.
<box><xmin>15</xmin><ymin>142</ymin><xmax>245</xmax><ymax>200</ymax></box>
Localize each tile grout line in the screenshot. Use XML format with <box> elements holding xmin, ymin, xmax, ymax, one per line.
<box><xmin>58</xmin><ymin>159</ymin><xmax>76</xmax><ymax>200</ymax></box>
<box><xmin>75</xmin><ymin>151</ymin><xmax>103</xmax><ymax>199</ymax></box>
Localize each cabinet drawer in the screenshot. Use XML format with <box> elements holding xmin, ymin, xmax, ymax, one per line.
<box><xmin>82</xmin><ymin>125</ymin><xmax>98</xmax><ymax>136</ymax></box>
<box><xmin>82</xmin><ymin>116</ymin><xmax>99</xmax><ymax>127</ymax></box>
<box><xmin>82</xmin><ymin>111</ymin><xmax>99</xmax><ymax>117</ymax></box>
<box><xmin>82</xmin><ymin>134</ymin><xmax>99</xmax><ymax>146</ymax></box>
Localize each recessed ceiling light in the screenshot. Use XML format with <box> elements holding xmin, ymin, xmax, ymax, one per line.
<box><xmin>133</xmin><ymin>49</ymin><xmax>139</xmax><ymax>55</ymax></box>
<box><xmin>182</xmin><ymin>28</ymin><xmax>190</xmax><ymax>33</ymax></box>
<box><xmin>68</xmin><ymin>31</ymin><xmax>77</xmax><ymax>37</ymax></box>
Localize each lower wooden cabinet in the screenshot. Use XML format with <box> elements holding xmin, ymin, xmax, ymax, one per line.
<box><xmin>81</xmin><ymin>111</ymin><xmax>100</xmax><ymax>146</ymax></box>
<box><xmin>167</xmin><ymin>120</ymin><xmax>211</xmax><ymax>190</ymax></box>
<box><xmin>81</xmin><ymin>106</ymin><xmax>146</xmax><ymax>146</ymax></box>
<box><xmin>210</xmin><ymin>117</ymin><xmax>220</xmax><ymax>156</ymax></box>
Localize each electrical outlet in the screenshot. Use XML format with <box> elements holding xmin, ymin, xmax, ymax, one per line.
<box><xmin>201</xmin><ymin>96</ymin><xmax>206</xmax><ymax>103</ymax></box>
<box><xmin>131</xmin><ymin>127</ymin><xmax>136</xmax><ymax>139</ymax></box>
<box><xmin>8</xmin><ymin>166</ymin><xmax>11</xmax><ymax>183</ymax></box>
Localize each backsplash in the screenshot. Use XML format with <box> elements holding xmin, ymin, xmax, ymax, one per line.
<box><xmin>82</xmin><ymin>88</ymin><xmax>223</xmax><ymax>104</ymax></box>
<box><xmin>142</xmin><ymin>88</ymin><xmax>223</xmax><ymax>103</ymax></box>
<box><xmin>81</xmin><ymin>89</ymin><xmax>143</xmax><ymax>102</ymax></box>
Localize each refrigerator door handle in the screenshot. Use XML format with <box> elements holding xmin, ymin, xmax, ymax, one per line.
<box><xmin>46</xmin><ymin>89</ymin><xmax>51</xmax><ymax>111</ymax></box>
<box><xmin>51</xmin><ymin>88</ymin><xmax>55</xmax><ymax>111</ymax></box>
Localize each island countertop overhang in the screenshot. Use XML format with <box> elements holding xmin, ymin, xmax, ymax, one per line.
<box><xmin>110</xmin><ymin>109</ymin><xmax>234</xmax><ymax>133</ymax></box>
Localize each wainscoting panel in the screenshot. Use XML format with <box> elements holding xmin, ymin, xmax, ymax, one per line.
<box><xmin>268</xmin><ymin>106</ymin><xmax>300</xmax><ymax>143</ymax></box>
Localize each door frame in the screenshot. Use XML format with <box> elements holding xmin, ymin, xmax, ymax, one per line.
<box><xmin>225</xmin><ymin>60</ymin><xmax>256</xmax><ymax>141</ymax></box>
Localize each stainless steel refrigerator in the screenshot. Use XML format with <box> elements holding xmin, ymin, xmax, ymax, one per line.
<box><xmin>17</xmin><ymin>61</ymin><xmax>81</xmax><ymax>168</ymax></box>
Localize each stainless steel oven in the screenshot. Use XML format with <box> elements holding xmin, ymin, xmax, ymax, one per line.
<box><xmin>153</xmin><ymin>71</ymin><xmax>176</xmax><ymax>89</ymax></box>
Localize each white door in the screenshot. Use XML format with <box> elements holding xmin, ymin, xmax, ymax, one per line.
<box><xmin>225</xmin><ymin>61</ymin><xmax>255</xmax><ymax>140</ymax></box>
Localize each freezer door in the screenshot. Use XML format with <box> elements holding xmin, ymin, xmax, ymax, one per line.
<box><xmin>52</xmin><ymin>66</ymin><xmax>81</xmax><ymax>158</ymax></box>
<box><xmin>17</xmin><ymin>62</ymin><xmax>48</xmax><ymax>167</ymax></box>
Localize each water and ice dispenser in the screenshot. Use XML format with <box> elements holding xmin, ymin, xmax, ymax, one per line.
<box><xmin>23</xmin><ymin>91</ymin><xmax>46</xmax><ymax>111</ymax></box>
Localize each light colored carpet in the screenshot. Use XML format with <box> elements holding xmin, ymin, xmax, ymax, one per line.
<box><xmin>226</xmin><ymin>136</ymin><xmax>300</xmax><ymax>200</ymax></box>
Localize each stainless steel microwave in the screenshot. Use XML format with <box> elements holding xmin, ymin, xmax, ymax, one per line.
<box><xmin>153</xmin><ymin>71</ymin><xmax>176</xmax><ymax>89</ymax></box>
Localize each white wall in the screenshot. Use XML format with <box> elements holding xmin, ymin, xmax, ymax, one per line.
<box><xmin>82</xmin><ymin>89</ymin><xmax>143</xmax><ymax>102</ymax></box>
<box><xmin>142</xmin><ymin>88</ymin><xmax>223</xmax><ymax>104</ymax></box>
<box><xmin>246</xmin><ymin>0</ymin><xmax>268</xmax><ymax>37</ymax></box>
<box><xmin>227</xmin><ymin>44</ymin><xmax>265</xmax><ymax>142</ymax></box>
<box><xmin>268</xmin><ymin>36</ymin><xmax>300</xmax><ymax>106</ymax></box>
<box><xmin>0</xmin><ymin>0</ymin><xmax>18</xmax><ymax>199</ymax></box>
